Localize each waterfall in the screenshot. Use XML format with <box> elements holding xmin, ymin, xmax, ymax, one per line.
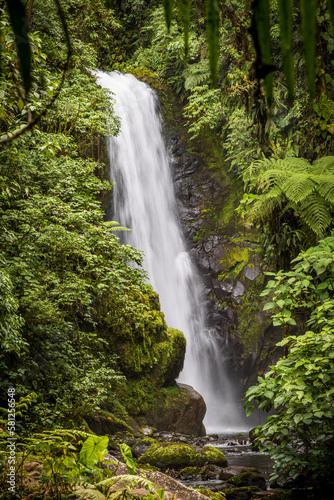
<box><xmin>95</xmin><ymin>70</ymin><xmax>247</xmax><ymax>433</ymax></box>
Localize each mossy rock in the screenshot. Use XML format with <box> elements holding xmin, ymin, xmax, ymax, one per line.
<box><xmin>132</xmin><ymin>437</ymin><xmax>157</xmax><ymax>458</ymax></box>
<box><xmin>227</xmin><ymin>469</ymin><xmax>266</xmax><ymax>491</ymax></box>
<box><xmin>137</xmin><ymin>443</ymin><xmax>227</xmax><ymax>471</ymax></box>
<box><xmin>136</xmin><ymin>462</ymin><xmax>160</xmax><ymax>472</ymax></box>
<box><xmin>152</xmin><ymin>328</ymin><xmax>186</xmax><ymax>385</ymax></box>
<box><xmin>137</xmin><ymin>442</ymin><xmax>205</xmax><ymax>469</ymax></box>
<box><xmin>223</xmin><ymin>487</ymin><xmax>259</xmax><ymax>500</ymax></box>
<box><xmin>196</xmin><ymin>489</ymin><xmax>226</xmax><ymax>500</ymax></box>
<box><xmin>177</xmin><ymin>466</ymin><xmax>204</xmax><ymax>480</ymax></box>
<box><xmin>201</xmin><ymin>446</ymin><xmax>228</xmax><ymax>467</ymax></box>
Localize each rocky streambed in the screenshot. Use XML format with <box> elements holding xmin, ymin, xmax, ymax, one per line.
<box><xmin>104</xmin><ymin>430</ymin><xmax>303</xmax><ymax>500</ymax></box>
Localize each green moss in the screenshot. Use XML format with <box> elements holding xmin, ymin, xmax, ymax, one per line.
<box><xmin>223</xmin><ymin>487</ymin><xmax>259</xmax><ymax>500</ymax></box>
<box><xmin>227</xmin><ymin>470</ymin><xmax>265</xmax><ymax>489</ymax></box>
<box><xmin>201</xmin><ymin>446</ymin><xmax>228</xmax><ymax>467</ymax></box>
<box><xmin>137</xmin><ymin>443</ymin><xmax>205</xmax><ymax>469</ymax></box>
<box><xmin>219</xmin><ymin>245</ymin><xmax>251</xmax><ymax>280</ymax></box>
<box><xmin>136</xmin><ymin>462</ymin><xmax>160</xmax><ymax>472</ymax></box>
<box><xmin>196</xmin><ymin>489</ymin><xmax>226</xmax><ymax>500</ymax></box>
<box><xmin>151</xmin><ymin>327</ymin><xmax>186</xmax><ymax>385</ymax></box>
<box><xmin>178</xmin><ymin>466</ymin><xmax>203</xmax><ymax>476</ymax></box>
<box><xmin>137</xmin><ymin>443</ymin><xmax>228</xmax><ymax>470</ymax></box>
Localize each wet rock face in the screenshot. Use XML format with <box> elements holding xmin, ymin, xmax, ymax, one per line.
<box><xmin>145</xmin><ymin>383</ymin><xmax>207</xmax><ymax>436</ymax></box>
<box><xmin>168</xmin><ymin>133</ymin><xmax>282</xmax><ymax>389</ymax></box>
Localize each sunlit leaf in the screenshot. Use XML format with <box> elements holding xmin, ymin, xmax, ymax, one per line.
<box><xmin>79</xmin><ymin>436</ymin><xmax>109</xmax><ymax>466</ymax></box>
<box><xmin>300</xmin><ymin>0</ymin><xmax>316</xmax><ymax>98</ymax></box>
<box><xmin>5</xmin><ymin>0</ymin><xmax>31</xmax><ymax>93</ymax></box>
<box><xmin>278</xmin><ymin>0</ymin><xmax>295</xmax><ymax>101</ymax></box>
<box><xmin>120</xmin><ymin>443</ymin><xmax>136</xmax><ymax>475</ymax></box>
<box><xmin>205</xmin><ymin>0</ymin><xmax>220</xmax><ymax>83</ymax></box>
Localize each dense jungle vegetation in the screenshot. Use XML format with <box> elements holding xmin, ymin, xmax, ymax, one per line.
<box><xmin>1</xmin><ymin>0</ymin><xmax>334</xmax><ymax>497</ymax></box>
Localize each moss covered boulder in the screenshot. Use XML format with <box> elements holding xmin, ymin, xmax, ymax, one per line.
<box><xmin>145</xmin><ymin>383</ymin><xmax>206</xmax><ymax>436</ymax></box>
<box><xmin>227</xmin><ymin>469</ymin><xmax>266</xmax><ymax>491</ymax></box>
<box><xmin>223</xmin><ymin>487</ymin><xmax>260</xmax><ymax>500</ymax></box>
<box><xmin>137</xmin><ymin>442</ymin><xmax>227</xmax><ymax>470</ymax></box>
<box><xmin>137</xmin><ymin>443</ymin><xmax>204</xmax><ymax>469</ymax></box>
<box><xmin>201</xmin><ymin>446</ymin><xmax>228</xmax><ymax>467</ymax></box>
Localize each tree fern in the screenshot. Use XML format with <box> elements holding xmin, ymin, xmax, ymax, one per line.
<box><xmin>317</xmin><ymin>176</ymin><xmax>334</xmax><ymax>203</ymax></box>
<box><xmin>242</xmin><ymin>155</ymin><xmax>334</xmax><ymax>269</ymax></box>
<box><xmin>300</xmin><ymin>193</ymin><xmax>332</xmax><ymax>236</ymax></box>
<box><xmin>281</xmin><ymin>174</ymin><xmax>316</xmax><ymax>203</ymax></box>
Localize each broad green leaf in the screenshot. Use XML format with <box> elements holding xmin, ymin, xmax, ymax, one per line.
<box><xmin>79</xmin><ymin>436</ymin><xmax>109</xmax><ymax>466</ymax></box>
<box><xmin>300</xmin><ymin>0</ymin><xmax>316</xmax><ymax>98</ymax></box>
<box><xmin>177</xmin><ymin>0</ymin><xmax>191</xmax><ymax>57</ymax></box>
<box><xmin>5</xmin><ymin>0</ymin><xmax>31</xmax><ymax>93</ymax></box>
<box><xmin>246</xmin><ymin>405</ymin><xmax>255</xmax><ymax>417</ymax></box>
<box><xmin>205</xmin><ymin>0</ymin><xmax>220</xmax><ymax>83</ymax></box>
<box><xmin>278</xmin><ymin>0</ymin><xmax>294</xmax><ymax>101</ymax></box>
<box><xmin>164</xmin><ymin>0</ymin><xmax>175</xmax><ymax>30</ymax></box>
<box><xmin>263</xmin><ymin>302</ymin><xmax>275</xmax><ymax>311</ymax></box>
<box><xmin>120</xmin><ymin>443</ymin><xmax>136</xmax><ymax>475</ymax></box>
<box><xmin>253</xmin><ymin>0</ymin><xmax>273</xmax><ymax>106</ymax></box>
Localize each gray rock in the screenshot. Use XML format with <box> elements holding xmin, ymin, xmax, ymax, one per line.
<box><xmin>232</xmin><ymin>281</ymin><xmax>246</xmax><ymax>298</ymax></box>
<box><xmin>243</xmin><ymin>265</ymin><xmax>261</xmax><ymax>281</ymax></box>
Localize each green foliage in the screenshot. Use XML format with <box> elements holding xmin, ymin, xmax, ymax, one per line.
<box><xmin>120</xmin><ymin>443</ymin><xmax>136</xmax><ymax>475</ymax></box>
<box><xmin>260</xmin><ymin>234</ymin><xmax>334</xmax><ymax>329</ymax></box>
<box><xmin>239</xmin><ymin>155</ymin><xmax>334</xmax><ymax>269</ymax></box>
<box><xmin>0</xmin><ymin>427</ymin><xmax>116</xmax><ymax>499</ymax></box>
<box><xmin>244</xmin><ymin>236</ymin><xmax>334</xmax><ymax>484</ymax></box>
<box><xmin>183</xmin><ymin>85</ymin><xmax>223</xmax><ymax>139</ymax></box>
<box><xmin>0</xmin><ymin>17</ymin><xmax>184</xmax><ymax>432</ymax></box>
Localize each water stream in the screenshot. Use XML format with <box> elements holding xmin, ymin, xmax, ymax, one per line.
<box><xmin>95</xmin><ymin>71</ymin><xmax>247</xmax><ymax>433</ymax></box>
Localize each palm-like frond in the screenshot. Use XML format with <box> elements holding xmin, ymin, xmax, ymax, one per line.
<box><xmin>300</xmin><ymin>193</ymin><xmax>332</xmax><ymax>236</ymax></box>
<box><xmin>317</xmin><ymin>176</ymin><xmax>334</xmax><ymax>203</ymax></box>
<box><xmin>242</xmin><ymin>155</ymin><xmax>334</xmax><ymax>264</ymax></box>
<box><xmin>70</xmin><ymin>486</ymin><xmax>106</xmax><ymax>500</ymax></box>
<box><xmin>312</xmin><ymin>155</ymin><xmax>334</xmax><ymax>174</ymax></box>
<box><xmin>256</xmin><ymin>168</ymin><xmax>289</xmax><ymax>191</ymax></box>
<box><xmin>248</xmin><ymin>189</ymin><xmax>283</xmax><ymax>222</ymax></box>
<box><xmin>281</xmin><ymin>174</ymin><xmax>316</xmax><ymax>203</ymax></box>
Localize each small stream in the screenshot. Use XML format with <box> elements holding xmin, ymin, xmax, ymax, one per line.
<box><xmin>181</xmin><ymin>433</ymin><xmax>274</xmax><ymax>490</ymax></box>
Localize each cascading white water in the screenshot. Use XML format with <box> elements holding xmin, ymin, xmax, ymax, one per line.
<box><xmin>95</xmin><ymin>70</ymin><xmax>247</xmax><ymax>433</ymax></box>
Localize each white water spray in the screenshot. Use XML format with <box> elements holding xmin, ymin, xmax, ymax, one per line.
<box><xmin>95</xmin><ymin>71</ymin><xmax>246</xmax><ymax>433</ymax></box>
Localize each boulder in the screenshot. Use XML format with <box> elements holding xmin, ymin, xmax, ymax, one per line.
<box><xmin>227</xmin><ymin>469</ymin><xmax>266</xmax><ymax>491</ymax></box>
<box><xmin>104</xmin><ymin>452</ymin><xmax>212</xmax><ymax>500</ymax></box>
<box><xmin>145</xmin><ymin>383</ymin><xmax>206</xmax><ymax>436</ymax></box>
<box><xmin>137</xmin><ymin>442</ymin><xmax>227</xmax><ymax>471</ymax></box>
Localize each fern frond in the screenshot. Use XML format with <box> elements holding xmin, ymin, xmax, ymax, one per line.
<box><xmin>256</xmin><ymin>168</ymin><xmax>287</xmax><ymax>191</ymax></box>
<box><xmin>97</xmin><ymin>474</ymin><xmax>157</xmax><ymax>493</ymax></box>
<box><xmin>281</xmin><ymin>174</ymin><xmax>315</xmax><ymax>203</ymax></box>
<box><xmin>300</xmin><ymin>193</ymin><xmax>332</xmax><ymax>236</ymax></box>
<box><xmin>317</xmin><ymin>176</ymin><xmax>334</xmax><ymax>203</ymax></box>
<box><xmin>184</xmin><ymin>60</ymin><xmax>211</xmax><ymax>90</ymax></box>
<box><xmin>279</xmin><ymin>156</ymin><xmax>311</xmax><ymax>172</ymax></box>
<box><xmin>70</xmin><ymin>486</ymin><xmax>106</xmax><ymax>500</ymax></box>
<box><xmin>312</xmin><ymin>155</ymin><xmax>334</xmax><ymax>174</ymax></box>
<box><xmin>248</xmin><ymin>192</ymin><xmax>282</xmax><ymax>222</ymax></box>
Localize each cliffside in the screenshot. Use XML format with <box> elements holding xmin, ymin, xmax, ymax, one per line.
<box><xmin>155</xmin><ymin>82</ymin><xmax>285</xmax><ymax>393</ymax></box>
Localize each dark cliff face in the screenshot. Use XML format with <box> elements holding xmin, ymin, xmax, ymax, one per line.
<box><xmin>167</xmin><ymin>132</ymin><xmax>284</xmax><ymax>393</ymax></box>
